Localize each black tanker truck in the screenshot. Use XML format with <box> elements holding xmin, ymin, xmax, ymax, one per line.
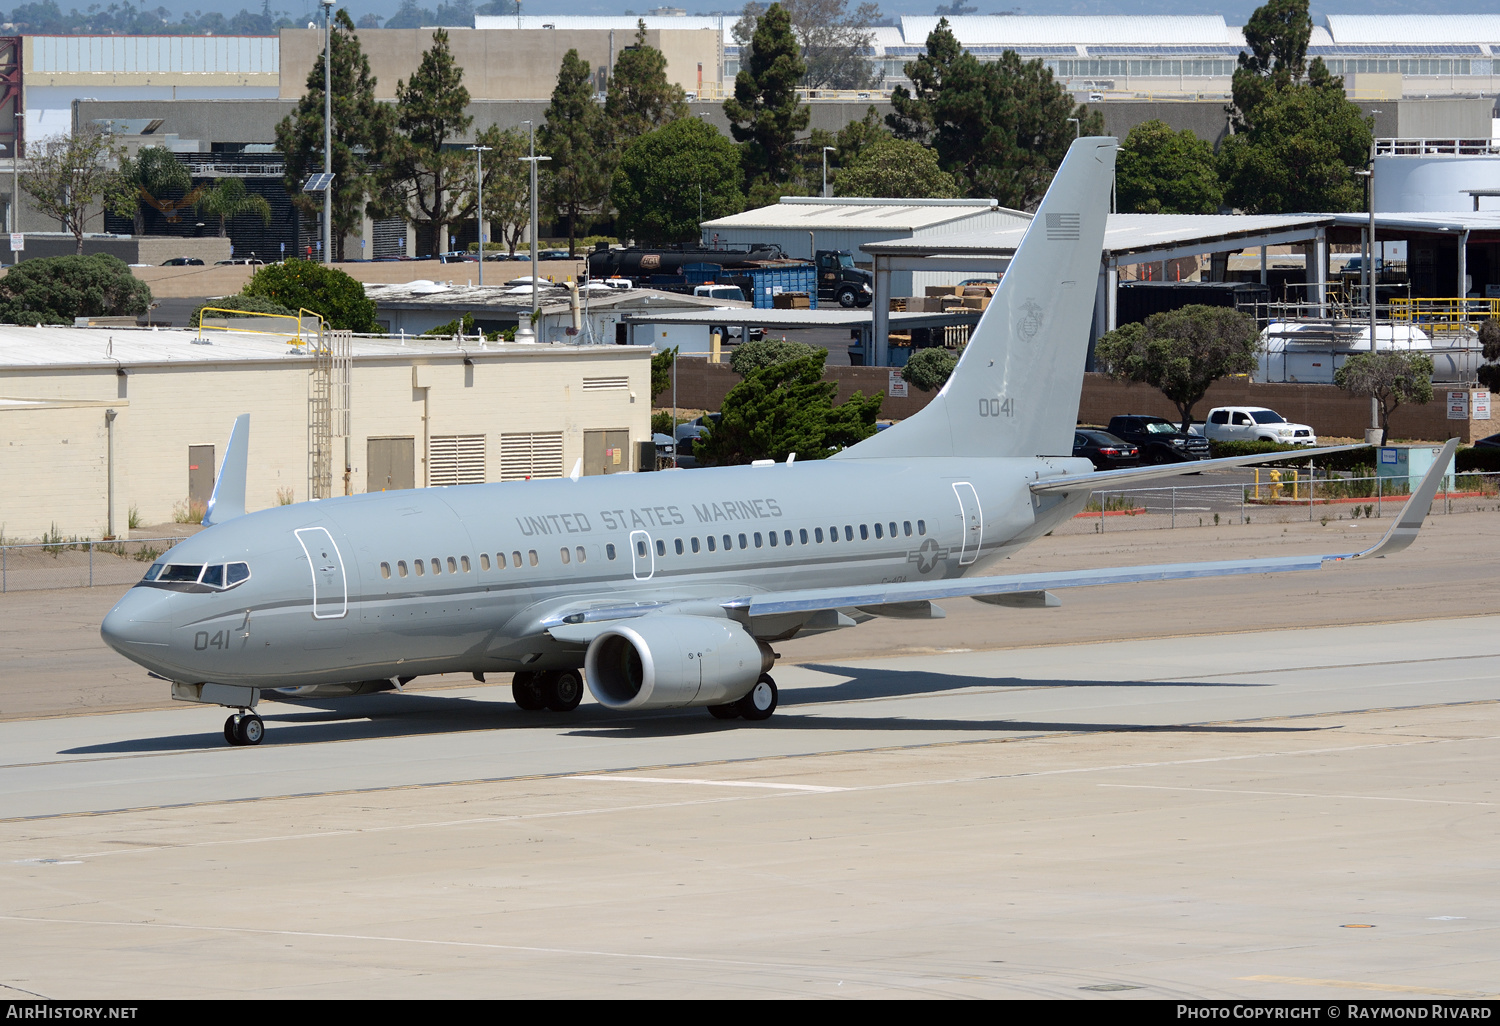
<box><xmin>588</xmin><ymin>243</ymin><xmax>874</xmax><ymax>308</ymax></box>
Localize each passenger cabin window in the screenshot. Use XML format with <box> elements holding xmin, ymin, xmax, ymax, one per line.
<box><xmin>480</xmin><ymin>554</ymin><xmax>490</xmax><ymax>571</ymax></box>
<box><xmin>815</xmin><ymin>528</ymin><xmax>824</xmax><ymax>542</ymax></box>
<box><xmin>656</xmin><ymin>539</ymin><xmax>666</xmax><ymax>557</ymax></box>
<box><xmin>512</xmin><ymin>551</ymin><xmax>522</xmax><ymax>568</ymax></box>
<box><xmin>380</xmin><ymin>562</ymin><xmax>392</xmax><ymax>580</ymax></box>
<box><xmin>768</xmin><ymin>531</ymin><xmax>777</xmax><ymax>547</ymax></box>
<box><xmin>674</xmin><ymin>539</ymin><xmax>684</xmax><ymax>555</ymax></box>
<box><xmin>707</xmin><ymin>536</ymin><xmax>717</xmax><ymax>552</ymax></box>
<box><xmin>860</xmin><ymin>525</ymin><xmax>869</xmax><ymax>540</ymax></box>
<box><xmin>461</xmin><ymin>556</ymin><xmax>471</xmax><ymax>572</ymax></box>
<box><xmin>606</xmin><ymin>544</ymin><xmax>617</xmax><ymax>560</ymax></box>
<box><xmin>447</xmin><ymin>557</ymin><xmax>458</xmax><ymax>574</ymax></box>
<box><xmin>904</xmin><ymin>521</ymin><xmax>912</xmax><ymax>536</ymax></box>
<box><xmin>398</xmin><ymin>561</ymin><xmax>409</xmax><ymax>578</ymax></box>
<box><xmin>873</xmin><ymin>524</ymin><xmax>882</xmax><ymax>539</ymax></box>
<box><xmin>576</xmin><ymin>547</ymin><xmax>587</xmax><ymax>563</ymax></box>
<box><xmin>738</xmin><ymin>533</ymin><xmax>748</xmax><ymax>549</ymax></box>
<box><xmin>528</xmin><ymin>550</ymin><xmax>539</xmax><ymax>566</ymax></box>
<box><xmin>753</xmin><ymin>533</ymin><xmax>762</xmax><ymax>548</ymax></box>
<box><xmin>636</xmin><ymin>539</ymin><xmax>648</xmax><ymax>557</ymax></box>
<box><xmin>414</xmin><ymin>560</ymin><xmax>425</xmax><ymax>576</ymax></box>
<box><xmin>691</xmin><ymin>538</ymin><xmax>700</xmax><ymax>553</ymax></box>
<box><xmin>431</xmin><ymin>558</ymin><xmax>442</xmax><ymax>575</ymax></box>
<box><xmin>845</xmin><ymin>526</ymin><xmax>854</xmax><ymax>541</ymax></box>
<box><xmin>917</xmin><ymin>520</ymin><xmax>926</xmax><ymax>535</ymax></box>
<box><xmin>800</xmin><ymin>529</ymin><xmax>808</xmax><ymax>544</ymax></box>
<box><xmin>723</xmin><ymin>534</ymin><xmax>732</xmax><ymax>550</ymax></box>
<box><xmin>560</xmin><ymin>547</ymin><xmax>571</xmax><ymax>564</ymax></box>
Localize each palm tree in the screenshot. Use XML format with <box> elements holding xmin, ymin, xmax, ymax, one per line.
<box><xmin>196</xmin><ymin>177</ymin><xmax>272</xmax><ymax>238</ymax></box>
<box><xmin>117</xmin><ymin>147</ymin><xmax>194</xmax><ymax>236</ymax></box>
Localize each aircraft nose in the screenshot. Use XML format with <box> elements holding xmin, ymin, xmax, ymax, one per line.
<box><xmin>100</xmin><ymin>589</ymin><xmax>173</xmax><ymax>659</ymax></box>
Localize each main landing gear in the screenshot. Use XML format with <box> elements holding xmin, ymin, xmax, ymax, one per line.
<box><xmin>512</xmin><ymin>670</ymin><xmax>584</xmax><ymax>713</ymax></box>
<box><xmin>224</xmin><ymin>711</ymin><xmax>264</xmax><ymax>746</ymax></box>
<box><xmin>707</xmin><ymin>673</ymin><xmax>779</xmax><ymax>722</ymax></box>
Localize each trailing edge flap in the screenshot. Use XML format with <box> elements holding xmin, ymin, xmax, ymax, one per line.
<box><xmin>729</xmin><ymin>441</ymin><xmax>1456</xmax><ymax>619</ymax></box>
<box><xmin>1028</xmin><ymin>443</ymin><xmax>1367</xmax><ymax>495</ymax></box>
<box><xmin>202</xmin><ymin>414</ymin><xmax>249</xmax><ymax>527</ymax></box>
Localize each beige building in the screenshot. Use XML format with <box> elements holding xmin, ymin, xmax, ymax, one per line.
<box><xmin>279</xmin><ymin>26</ymin><xmax>723</xmax><ymax>102</ymax></box>
<box><xmin>0</xmin><ymin>325</ymin><xmax>652</xmax><ymax>541</ymax></box>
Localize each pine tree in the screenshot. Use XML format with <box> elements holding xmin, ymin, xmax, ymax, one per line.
<box><xmin>612</xmin><ymin>118</ymin><xmax>745</xmax><ymax>246</ymax></box>
<box><xmin>887</xmin><ymin>19</ymin><xmax>1103</xmax><ymax>209</ymax></box>
<box><xmin>605</xmin><ymin>21</ymin><xmax>689</xmax><ymax>150</ymax></box>
<box><xmin>724</xmin><ymin>3</ymin><xmax>810</xmax><ymax>191</ymax></box>
<box><xmin>372</xmin><ymin>28</ymin><xmax>475</xmax><ymax>258</ymax></box>
<box><xmin>275</xmin><ymin>10</ymin><xmax>393</xmax><ymax>261</ymax></box>
<box><xmin>539</xmin><ymin>49</ymin><xmax>611</xmax><ymax>257</ymax></box>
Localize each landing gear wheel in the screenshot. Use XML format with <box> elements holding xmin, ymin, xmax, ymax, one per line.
<box><xmin>737</xmin><ymin>674</ymin><xmax>778</xmax><ymax>721</ymax></box>
<box><xmin>544</xmin><ymin>670</ymin><xmax>584</xmax><ymax>712</ymax></box>
<box><xmin>234</xmin><ymin>713</ymin><xmax>264</xmax><ymax>746</ymax></box>
<box><xmin>224</xmin><ymin>715</ymin><xmax>239</xmax><ymax>746</ymax></box>
<box><xmin>707</xmin><ymin>703</ymin><xmax>741</xmax><ymax>720</ymax></box>
<box><xmin>512</xmin><ymin>671</ymin><xmax>546</xmax><ymax>711</ymax></box>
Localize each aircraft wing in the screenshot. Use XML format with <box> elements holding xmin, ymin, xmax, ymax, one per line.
<box><xmin>1029</xmin><ymin>442</ymin><xmax>1367</xmax><ymax>494</ymax></box>
<box><xmin>730</xmin><ymin>438</ymin><xmax>1458</xmax><ymax>621</ymax></box>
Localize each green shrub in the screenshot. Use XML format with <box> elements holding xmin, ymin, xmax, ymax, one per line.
<box><xmin>0</xmin><ymin>253</ymin><xmax>152</xmax><ymax>325</ymax></box>
<box><xmin>727</xmin><ymin>337</ymin><xmax>820</xmax><ymax>377</ymax></box>
<box><xmin>189</xmin><ymin>293</ymin><xmax>296</xmax><ymax>326</ymax></box>
<box><xmin>901</xmin><ymin>347</ymin><xmax>960</xmax><ymax>392</ymax></box>
<box><xmin>240</xmin><ymin>259</ymin><xmax>376</xmax><ymax>332</ymax></box>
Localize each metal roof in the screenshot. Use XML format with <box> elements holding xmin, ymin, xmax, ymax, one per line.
<box><xmin>0</xmin><ymin>324</ymin><xmax>643</xmax><ymax>371</ymax></box>
<box><xmin>899</xmin><ymin>15</ymin><xmax>1240</xmax><ymax>47</ymax></box>
<box><xmin>1325</xmin><ymin>14</ymin><xmax>1500</xmax><ymax>45</ymax></box>
<box><xmin>864</xmin><ymin>214</ymin><xmax>1330</xmax><ymax>257</ymax></box>
<box><xmin>702</xmin><ymin>199</ymin><xmax>1025</xmax><ymax>234</ymax></box>
<box><xmin>364</xmin><ymin>282</ymin><xmax>742</xmax><ymax>314</ymax></box>
<box><xmin>862</xmin><ymin>211</ymin><xmax>1500</xmax><ymax>263</ymax></box>
<box><xmin>623</xmin><ymin>309</ymin><xmax>980</xmax><ymax>330</ymax></box>
<box><xmin>475</xmin><ymin>15</ymin><xmax>724</xmax><ymax>31</ymax></box>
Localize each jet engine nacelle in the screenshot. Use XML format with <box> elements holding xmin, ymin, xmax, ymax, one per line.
<box><xmin>584</xmin><ymin>615</ymin><xmax>774</xmax><ymax>711</ymax></box>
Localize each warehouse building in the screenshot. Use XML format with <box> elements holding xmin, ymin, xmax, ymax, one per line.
<box><xmin>0</xmin><ymin>325</ymin><xmax>651</xmax><ymax>541</ymax></box>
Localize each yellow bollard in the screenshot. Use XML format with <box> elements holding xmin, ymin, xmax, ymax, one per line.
<box><xmin>710</xmin><ymin>331</ymin><xmax>721</xmax><ymax>364</ymax></box>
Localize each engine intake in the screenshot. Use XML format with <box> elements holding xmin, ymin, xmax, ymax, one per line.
<box><xmin>585</xmin><ymin>615</ymin><xmax>773</xmax><ymax>711</ymax></box>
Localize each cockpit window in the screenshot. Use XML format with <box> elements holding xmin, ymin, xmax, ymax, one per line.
<box><xmin>159</xmin><ymin>564</ymin><xmax>204</xmax><ymax>583</ymax></box>
<box><xmin>141</xmin><ymin>560</ymin><xmax>250</xmax><ymax>591</ymax></box>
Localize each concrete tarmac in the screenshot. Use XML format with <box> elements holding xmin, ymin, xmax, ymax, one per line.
<box><xmin>1</xmin><ymin>513</ymin><xmax>1497</xmax><ymax>998</ymax></box>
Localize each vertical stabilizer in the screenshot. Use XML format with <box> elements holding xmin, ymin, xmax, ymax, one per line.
<box><xmin>203</xmin><ymin>414</ymin><xmax>250</xmax><ymax>526</ymax></box>
<box><xmin>836</xmin><ymin>136</ymin><xmax>1117</xmax><ymax>460</ymax></box>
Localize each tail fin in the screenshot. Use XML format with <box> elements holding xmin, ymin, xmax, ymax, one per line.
<box><xmin>836</xmin><ymin>136</ymin><xmax>1117</xmax><ymax>460</ymax></box>
<box><xmin>203</xmin><ymin>414</ymin><xmax>249</xmax><ymax>526</ymax></box>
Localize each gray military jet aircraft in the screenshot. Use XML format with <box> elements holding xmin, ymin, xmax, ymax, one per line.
<box><xmin>101</xmin><ymin>136</ymin><xmax>1458</xmax><ymax>746</ymax></box>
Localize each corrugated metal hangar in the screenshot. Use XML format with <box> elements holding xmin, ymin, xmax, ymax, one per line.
<box><xmin>0</xmin><ymin>326</ymin><xmax>651</xmax><ymax>541</ymax></box>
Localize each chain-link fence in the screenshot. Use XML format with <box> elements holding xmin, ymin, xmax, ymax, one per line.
<box><xmin>1059</xmin><ymin>471</ymin><xmax>1500</xmax><ymax>536</ymax></box>
<box><xmin>0</xmin><ymin>537</ymin><xmax>185</xmax><ymax>593</ymax></box>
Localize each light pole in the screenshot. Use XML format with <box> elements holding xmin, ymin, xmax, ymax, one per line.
<box><xmin>322</xmin><ymin>0</ymin><xmax>335</xmax><ymax>265</ymax></box>
<box><xmin>467</xmin><ymin>143</ymin><xmax>491</xmax><ymax>286</ymax></box>
<box><xmin>822</xmin><ymin>146</ymin><xmax>835</xmax><ymax>198</ymax></box>
<box><xmin>519</xmin><ymin>120</ymin><xmax>551</xmax><ymax>326</ymax></box>
<box><xmin>1067</xmin><ymin>117</ymin><xmax>1080</xmax><ymax>139</ymax></box>
<box><xmin>1366</xmin><ymin>111</ymin><xmax>1382</xmax><ymax>441</ymax></box>
<box><xmin>10</xmin><ymin>109</ymin><xmax>20</xmax><ymax>238</ymax></box>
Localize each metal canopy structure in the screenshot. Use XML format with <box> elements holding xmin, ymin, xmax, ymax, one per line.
<box><xmin>620</xmin><ymin>307</ymin><xmax>982</xmax><ymax>356</ymax></box>
<box><xmin>860</xmin><ymin>211</ymin><xmax>1500</xmax><ymax>367</ymax></box>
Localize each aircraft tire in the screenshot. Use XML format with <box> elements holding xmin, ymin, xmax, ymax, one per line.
<box><xmin>707</xmin><ymin>703</ymin><xmax>740</xmax><ymax>720</ymax></box>
<box><xmin>512</xmin><ymin>672</ymin><xmax>546</xmax><ymax>711</ymax></box>
<box><xmin>737</xmin><ymin>674</ymin><xmax>778</xmax><ymax>721</ymax></box>
<box><xmin>544</xmin><ymin>670</ymin><xmax>584</xmax><ymax>712</ymax></box>
<box><xmin>224</xmin><ymin>715</ymin><xmax>240</xmax><ymax>746</ymax></box>
<box><xmin>236</xmin><ymin>714</ymin><xmax>264</xmax><ymax>746</ymax></box>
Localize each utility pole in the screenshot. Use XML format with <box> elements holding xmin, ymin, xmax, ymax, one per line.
<box><xmin>467</xmin><ymin>143</ymin><xmax>491</xmax><ymax>286</ymax></box>
<box><xmin>10</xmin><ymin>109</ymin><xmax>20</xmax><ymax>237</ymax></box>
<box><xmin>519</xmin><ymin>120</ymin><xmax>551</xmax><ymax>326</ymax></box>
<box><xmin>322</xmin><ymin>0</ymin><xmax>335</xmax><ymax>265</ymax></box>
<box><xmin>1366</xmin><ymin>113</ymin><xmax>1382</xmax><ymax>441</ymax></box>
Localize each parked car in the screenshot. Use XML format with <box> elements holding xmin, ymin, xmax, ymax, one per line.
<box><xmin>1473</xmin><ymin>432</ymin><xmax>1500</xmax><ymax>450</ymax></box>
<box><xmin>1106</xmin><ymin>414</ymin><xmax>1211</xmax><ymax>464</ymax></box>
<box><xmin>1073</xmin><ymin>429</ymin><xmax>1140</xmax><ymax>470</ymax></box>
<box><xmin>1197</xmin><ymin>406</ymin><xmax>1317</xmax><ymax>446</ymax></box>
<box><xmin>214</xmin><ymin>257</ymin><xmax>264</xmax><ymax>266</ymax></box>
<box><xmin>161</xmin><ymin>256</ymin><xmax>204</xmax><ymax>266</ymax></box>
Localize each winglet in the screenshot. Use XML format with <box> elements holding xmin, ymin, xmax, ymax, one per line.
<box><xmin>1343</xmin><ymin>438</ymin><xmax>1459</xmax><ymax>561</ymax></box>
<box><xmin>203</xmin><ymin>414</ymin><xmax>249</xmax><ymax>526</ymax></box>
<box><xmin>569</xmin><ymin>457</ymin><xmax>583</xmax><ymax>481</ymax></box>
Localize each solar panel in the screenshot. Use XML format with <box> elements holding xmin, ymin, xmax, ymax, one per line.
<box><xmin>302</xmin><ymin>172</ymin><xmax>335</xmax><ymax>194</ymax></box>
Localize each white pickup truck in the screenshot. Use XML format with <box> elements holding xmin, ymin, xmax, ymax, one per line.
<box><xmin>1193</xmin><ymin>407</ymin><xmax>1318</xmax><ymax>446</ymax></box>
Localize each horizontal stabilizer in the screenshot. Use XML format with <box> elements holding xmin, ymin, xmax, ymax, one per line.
<box><xmin>1029</xmin><ymin>443</ymin><xmax>1367</xmax><ymax>495</ymax></box>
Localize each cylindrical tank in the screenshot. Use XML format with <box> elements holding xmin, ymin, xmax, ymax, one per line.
<box><xmin>587</xmin><ymin>244</ymin><xmax>786</xmax><ymax>279</ymax></box>
<box><xmin>1374</xmin><ymin>154</ymin><xmax>1500</xmax><ymax>213</ymax></box>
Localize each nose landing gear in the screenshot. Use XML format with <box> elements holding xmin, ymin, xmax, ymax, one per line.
<box><xmin>224</xmin><ymin>711</ymin><xmax>264</xmax><ymax>746</ymax></box>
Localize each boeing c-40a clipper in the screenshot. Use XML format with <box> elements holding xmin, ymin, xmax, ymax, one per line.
<box><xmin>102</xmin><ymin>137</ymin><xmax>1457</xmax><ymax>746</ymax></box>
